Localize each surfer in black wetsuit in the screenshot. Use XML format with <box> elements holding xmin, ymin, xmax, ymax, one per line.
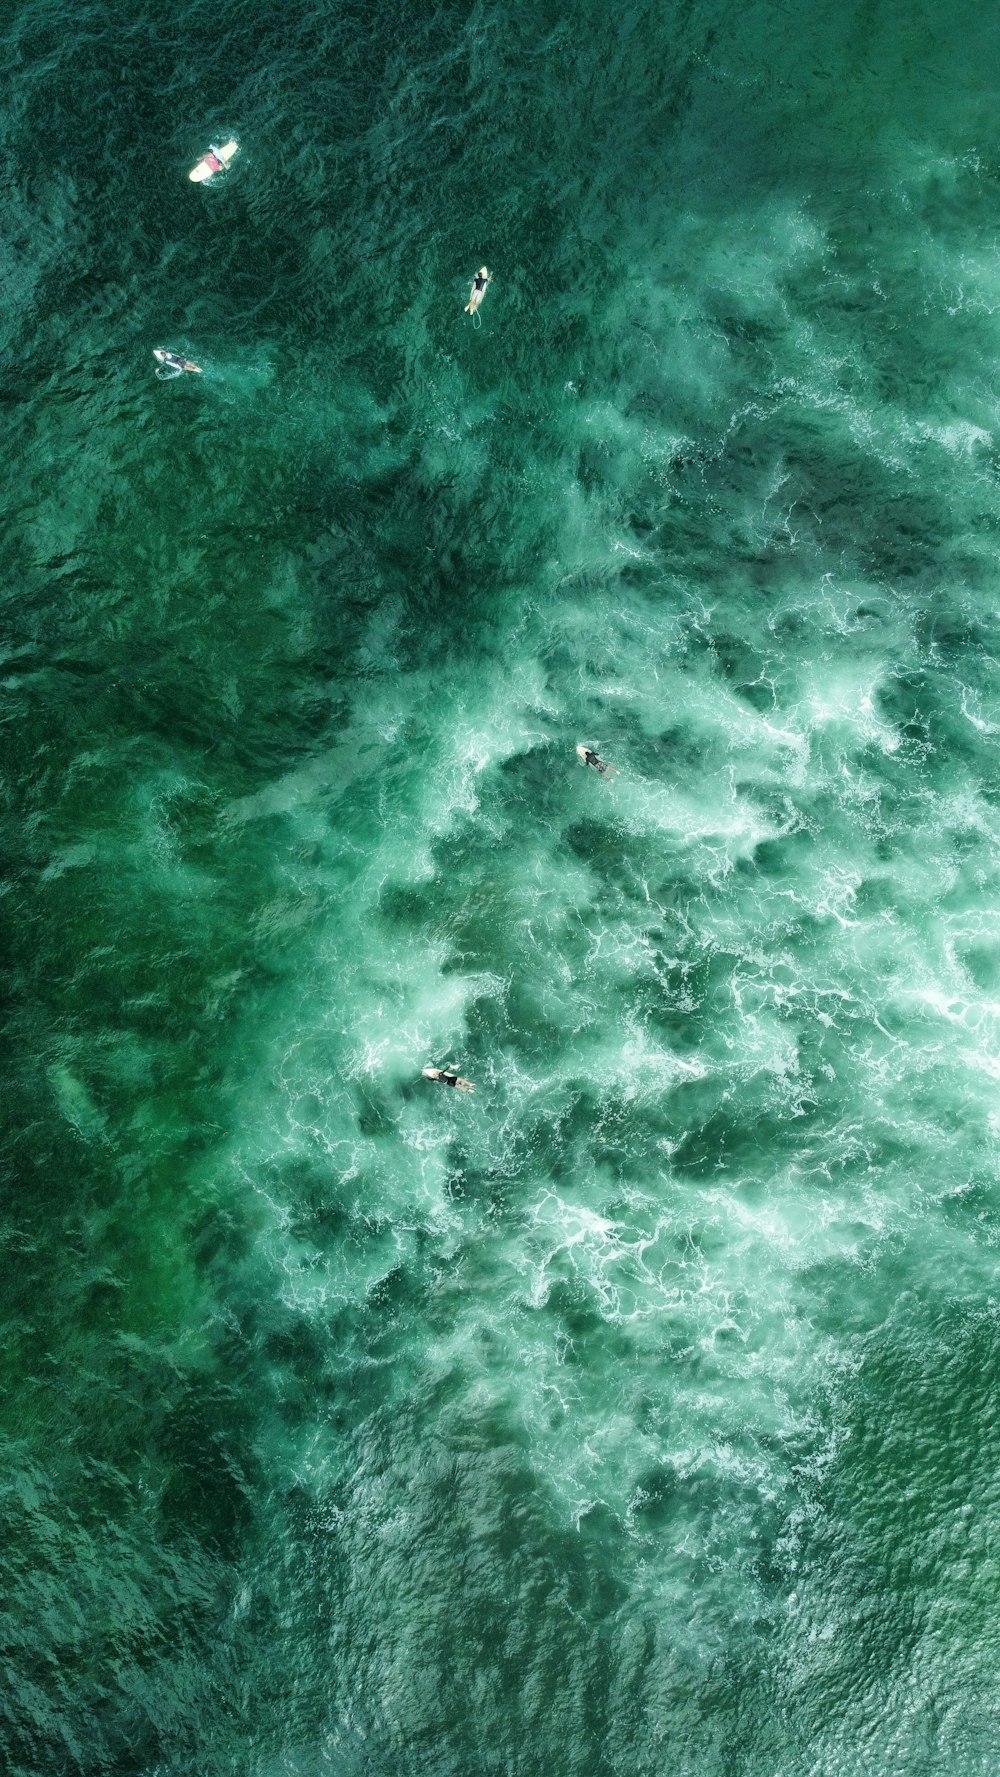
<box><xmin>423</xmin><ymin>1066</ymin><xmax>475</xmax><ymax>1092</ymax></box>
<box><xmin>153</xmin><ymin>349</ymin><xmax>202</xmax><ymax>376</ymax></box>
<box><xmin>464</xmin><ymin>267</ymin><xmax>491</xmax><ymax>315</ymax></box>
<box><xmin>576</xmin><ymin>744</ymin><xmax>618</xmax><ymax>777</ymax></box>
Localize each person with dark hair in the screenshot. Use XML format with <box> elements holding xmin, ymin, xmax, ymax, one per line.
<box><xmin>153</xmin><ymin>348</ymin><xmax>202</xmax><ymax>377</ymax></box>
<box><xmin>464</xmin><ymin>267</ymin><xmax>491</xmax><ymax>316</ymax></box>
<box><xmin>422</xmin><ymin>1066</ymin><xmax>475</xmax><ymax>1092</ymax></box>
<box><xmin>576</xmin><ymin>744</ymin><xmax>618</xmax><ymax>777</ymax></box>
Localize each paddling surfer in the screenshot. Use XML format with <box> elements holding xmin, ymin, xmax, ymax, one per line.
<box><xmin>422</xmin><ymin>1066</ymin><xmax>475</xmax><ymax>1092</ymax></box>
<box><xmin>576</xmin><ymin>744</ymin><xmax>618</xmax><ymax>777</ymax></box>
<box><xmin>464</xmin><ymin>267</ymin><xmax>491</xmax><ymax>316</ymax></box>
<box><xmin>153</xmin><ymin>349</ymin><xmax>203</xmax><ymax>376</ymax></box>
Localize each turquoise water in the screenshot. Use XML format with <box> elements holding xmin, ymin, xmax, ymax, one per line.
<box><xmin>5</xmin><ymin>0</ymin><xmax>1000</xmax><ymax>1769</ymax></box>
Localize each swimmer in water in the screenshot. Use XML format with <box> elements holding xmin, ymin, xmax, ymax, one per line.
<box><xmin>153</xmin><ymin>349</ymin><xmax>203</xmax><ymax>376</ymax></box>
<box><xmin>464</xmin><ymin>267</ymin><xmax>491</xmax><ymax>316</ymax></box>
<box><xmin>422</xmin><ymin>1066</ymin><xmax>475</xmax><ymax>1092</ymax></box>
<box><xmin>576</xmin><ymin>744</ymin><xmax>619</xmax><ymax>777</ymax></box>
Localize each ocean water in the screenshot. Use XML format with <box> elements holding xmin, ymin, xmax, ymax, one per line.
<box><xmin>4</xmin><ymin>0</ymin><xmax>1000</xmax><ymax>1770</ymax></box>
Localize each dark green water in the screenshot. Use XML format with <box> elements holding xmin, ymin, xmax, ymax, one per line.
<box><xmin>4</xmin><ymin>0</ymin><xmax>1000</xmax><ymax>1770</ymax></box>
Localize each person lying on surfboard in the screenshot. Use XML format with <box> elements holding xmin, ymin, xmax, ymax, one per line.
<box><xmin>153</xmin><ymin>349</ymin><xmax>202</xmax><ymax>376</ymax></box>
<box><xmin>576</xmin><ymin>744</ymin><xmax>618</xmax><ymax>777</ymax></box>
<box><xmin>422</xmin><ymin>1066</ymin><xmax>475</xmax><ymax>1092</ymax></box>
<box><xmin>189</xmin><ymin>139</ymin><xmax>239</xmax><ymax>183</ymax></box>
<box><xmin>464</xmin><ymin>267</ymin><xmax>491</xmax><ymax>315</ymax></box>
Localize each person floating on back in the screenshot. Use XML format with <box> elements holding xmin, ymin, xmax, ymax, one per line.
<box><xmin>464</xmin><ymin>267</ymin><xmax>491</xmax><ymax>316</ymax></box>
<box><xmin>153</xmin><ymin>348</ymin><xmax>203</xmax><ymax>377</ymax></box>
<box><xmin>576</xmin><ymin>744</ymin><xmax>618</xmax><ymax>778</ymax></box>
<box><xmin>422</xmin><ymin>1066</ymin><xmax>475</xmax><ymax>1092</ymax></box>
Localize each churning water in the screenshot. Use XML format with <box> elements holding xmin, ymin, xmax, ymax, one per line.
<box><xmin>4</xmin><ymin>0</ymin><xmax>1000</xmax><ymax>1771</ymax></box>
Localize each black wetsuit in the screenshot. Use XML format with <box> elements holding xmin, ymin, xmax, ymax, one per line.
<box><xmin>473</xmin><ymin>275</ymin><xmax>487</xmax><ymax>293</ymax></box>
<box><xmin>584</xmin><ymin>750</ymin><xmax>608</xmax><ymax>774</ymax></box>
<box><xmin>439</xmin><ymin>1071</ymin><xmax>460</xmax><ymax>1087</ymax></box>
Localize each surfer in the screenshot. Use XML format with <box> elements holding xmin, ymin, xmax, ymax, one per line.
<box><xmin>189</xmin><ymin>139</ymin><xmax>239</xmax><ymax>183</ymax></box>
<box><xmin>576</xmin><ymin>744</ymin><xmax>618</xmax><ymax>777</ymax></box>
<box><xmin>422</xmin><ymin>1066</ymin><xmax>475</xmax><ymax>1092</ymax></box>
<box><xmin>464</xmin><ymin>267</ymin><xmax>491</xmax><ymax>316</ymax></box>
<box><xmin>153</xmin><ymin>349</ymin><xmax>202</xmax><ymax>377</ymax></box>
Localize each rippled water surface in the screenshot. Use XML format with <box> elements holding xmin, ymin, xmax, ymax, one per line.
<box><xmin>4</xmin><ymin>0</ymin><xmax>1000</xmax><ymax>1771</ymax></box>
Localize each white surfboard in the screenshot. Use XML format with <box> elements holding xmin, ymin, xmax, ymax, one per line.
<box><xmin>189</xmin><ymin>138</ymin><xmax>239</xmax><ymax>183</ymax></box>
